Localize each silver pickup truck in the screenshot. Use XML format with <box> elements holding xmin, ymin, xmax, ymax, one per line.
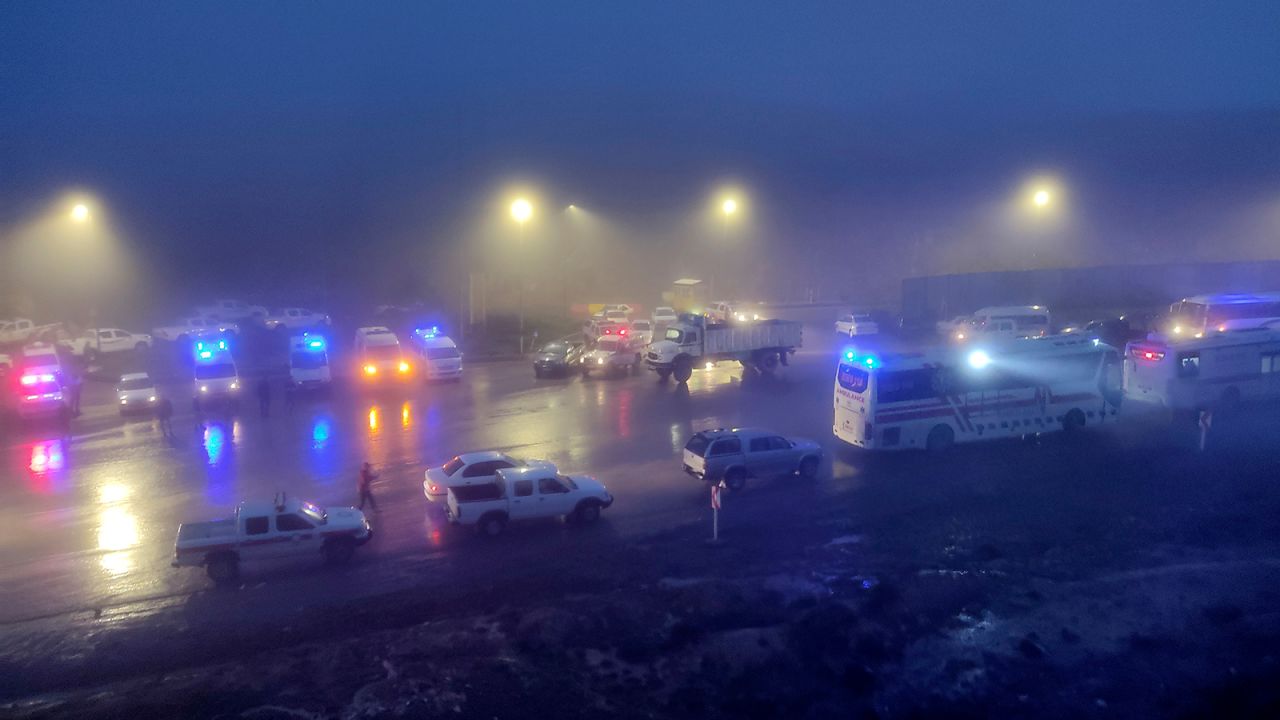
<box><xmin>445</xmin><ymin>467</ymin><xmax>613</xmax><ymax>536</ymax></box>
<box><xmin>173</xmin><ymin>495</ymin><xmax>372</xmax><ymax>583</ymax></box>
<box><xmin>683</xmin><ymin>427</ymin><xmax>822</xmax><ymax>491</ymax></box>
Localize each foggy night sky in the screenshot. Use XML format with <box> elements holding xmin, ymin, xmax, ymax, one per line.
<box><xmin>2</xmin><ymin>1</ymin><xmax>1279</xmax><ymax>313</ymax></box>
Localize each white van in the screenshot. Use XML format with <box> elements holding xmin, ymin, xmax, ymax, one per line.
<box><xmin>412</xmin><ymin>328</ymin><xmax>463</xmax><ymax>381</ymax></box>
<box><xmin>193</xmin><ymin>337</ymin><xmax>240</xmax><ymax>409</ymax></box>
<box><xmin>965</xmin><ymin>306</ymin><xmax>1052</xmax><ymax>342</ymax></box>
<box><xmin>354</xmin><ymin>326</ymin><xmax>412</xmax><ymax>383</ymax></box>
<box><xmin>16</xmin><ymin>343</ymin><xmax>70</xmax><ymax>421</ymax></box>
<box><xmin>288</xmin><ymin>334</ymin><xmax>331</xmax><ymax>389</ymax></box>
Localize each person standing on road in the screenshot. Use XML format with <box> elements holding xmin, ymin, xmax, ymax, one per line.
<box><xmin>358</xmin><ymin>461</ymin><xmax>380</xmax><ymax>512</ymax></box>
<box><xmin>284</xmin><ymin>381</ymin><xmax>297</xmax><ymax>414</ymax></box>
<box><xmin>256</xmin><ymin>376</ymin><xmax>271</xmax><ymax>417</ymax></box>
<box><xmin>156</xmin><ymin>396</ymin><xmax>174</xmax><ymax>438</ymax></box>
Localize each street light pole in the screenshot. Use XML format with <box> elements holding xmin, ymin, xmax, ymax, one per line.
<box><xmin>510</xmin><ymin>198</ymin><xmax>533</xmax><ymax>350</ymax></box>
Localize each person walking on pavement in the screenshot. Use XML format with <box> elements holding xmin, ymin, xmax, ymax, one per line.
<box><xmin>358</xmin><ymin>461</ymin><xmax>380</xmax><ymax>512</ymax></box>
<box><xmin>256</xmin><ymin>376</ymin><xmax>271</xmax><ymax>417</ymax></box>
<box><xmin>156</xmin><ymin>396</ymin><xmax>174</xmax><ymax>438</ymax></box>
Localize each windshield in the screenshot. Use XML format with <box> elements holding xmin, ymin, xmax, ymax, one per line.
<box><xmin>684</xmin><ymin>433</ymin><xmax>710</xmax><ymax>456</ymax></box>
<box><xmin>540</xmin><ymin>342</ymin><xmax>566</xmax><ymax>355</ymax></box>
<box><xmin>664</xmin><ymin>328</ymin><xmax>683</xmax><ymax>342</ymax></box>
<box><xmin>299</xmin><ymin>502</ymin><xmax>327</xmax><ymax>524</ymax></box>
<box><xmin>557</xmin><ymin>474</ymin><xmax>579</xmax><ymax>490</ymax></box>
<box><xmin>118</xmin><ymin>377</ymin><xmax>152</xmax><ymax>390</ymax></box>
<box><xmin>632</xmin><ymin>321</ymin><xmax>651</xmax><ymax>330</ymax></box>
<box><xmin>836</xmin><ymin>363</ymin><xmax>869</xmax><ymax>393</ymax></box>
<box><xmin>426</xmin><ymin>346</ymin><xmax>461</xmax><ymax>360</ymax></box>
<box><xmin>656</xmin><ymin>308</ymin><xmax>674</xmax><ymax>317</ymax></box>
<box><xmin>596</xmin><ymin>338</ymin><xmax>620</xmax><ymax>352</ymax></box>
<box><xmin>363</xmin><ymin>344</ymin><xmax>401</xmax><ymax>359</ymax></box>
<box><xmin>195</xmin><ymin>363</ymin><xmax>236</xmax><ymax>380</ymax></box>
<box><xmin>290</xmin><ymin>351</ymin><xmax>328</xmax><ymax>369</ymax></box>
<box><xmin>442</xmin><ymin>456</ymin><xmax>465</xmax><ymax>476</ymax></box>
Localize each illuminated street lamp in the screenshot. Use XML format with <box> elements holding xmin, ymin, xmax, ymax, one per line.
<box><xmin>510</xmin><ymin>198</ymin><xmax>533</xmax><ymax>224</ymax></box>
<box><xmin>1032</xmin><ymin>188</ymin><xmax>1051</xmax><ymax>209</ymax></box>
<box><xmin>71</xmin><ymin>203</ymin><xmax>90</xmax><ymax>223</ymax></box>
<box><xmin>721</xmin><ymin>197</ymin><xmax>738</xmax><ymax>216</ymax></box>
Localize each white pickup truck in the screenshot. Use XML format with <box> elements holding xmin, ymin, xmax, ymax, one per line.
<box><xmin>152</xmin><ymin>316</ymin><xmax>241</xmax><ymax>342</ymax></box>
<box><xmin>0</xmin><ymin>318</ymin><xmax>62</xmax><ymax>345</ymax></box>
<box><xmin>645</xmin><ymin>314</ymin><xmax>802</xmax><ymax>382</ymax></box>
<box><xmin>172</xmin><ymin>496</ymin><xmax>373</xmax><ymax>583</ymax></box>
<box><xmin>445</xmin><ymin>467</ymin><xmax>613</xmax><ymax>536</ymax></box>
<box><xmin>61</xmin><ymin>327</ymin><xmax>153</xmax><ymax>357</ymax></box>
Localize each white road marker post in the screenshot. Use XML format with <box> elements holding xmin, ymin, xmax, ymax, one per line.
<box><xmin>1199</xmin><ymin>410</ymin><xmax>1213</xmax><ymax>452</ymax></box>
<box><xmin>710</xmin><ymin>480</ymin><xmax>724</xmax><ymax>542</ymax></box>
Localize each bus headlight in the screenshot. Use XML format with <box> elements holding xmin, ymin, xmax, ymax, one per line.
<box><xmin>968</xmin><ymin>350</ymin><xmax>992</xmax><ymax>369</ymax></box>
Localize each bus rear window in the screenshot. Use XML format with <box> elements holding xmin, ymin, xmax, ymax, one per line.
<box><xmin>837</xmin><ymin>363</ymin><xmax>869</xmax><ymax>393</ymax></box>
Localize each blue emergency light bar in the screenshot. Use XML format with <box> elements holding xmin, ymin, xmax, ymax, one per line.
<box><xmin>842</xmin><ymin>348</ymin><xmax>878</xmax><ymax>369</ymax></box>
<box><xmin>415</xmin><ymin>326</ymin><xmax>440</xmax><ymax>339</ymax></box>
<box><xmin>198</xmin><ymin>350</ymin><xmax>213</xmax><ymax>360</ymax></box>
<box><xmin>308</xmin><ymin>339</ymin><xmax>324</xmax><ymax>350</ymax></box>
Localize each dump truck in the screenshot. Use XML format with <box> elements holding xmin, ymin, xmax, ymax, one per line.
<box><xmin>645</xmin><ymin>314</ymin><xmax>802</xmax><ymax>382</ymax></box>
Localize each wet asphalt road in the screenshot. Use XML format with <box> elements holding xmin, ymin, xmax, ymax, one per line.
<box><xmin>0</xmin><ymin>313</ymin><xmax>852</xmax><ymax>628</ymax></box>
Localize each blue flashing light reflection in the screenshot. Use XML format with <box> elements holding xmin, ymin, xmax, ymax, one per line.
<box><xmin>203</xmin><ymin>424</ymin><xmax>226</xmax><ymax>466</ymax></box>
<box><xmin>312</xmin><ymin>417</ymin><xmax>331</xmax><ymax>450</ymax></box>
<box><xmin>843</xmin><ymin>350</ymin><xmax>855</xmax><ymax>362</ymax></box>
<box><xmin>198</xmin><ymin>350</ymin><xmax>213</xmax><ymax>360</ymax></box>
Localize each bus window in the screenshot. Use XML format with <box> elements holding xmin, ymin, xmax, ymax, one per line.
<box><xmin>1177</xmin><ymin>352</ymin><xmax>1200</xmax><ymax>378</ymax></box>
<box><xmin>877</xmin><ymin>369</ymin><xmax>936</xmax><ymax>403</ymax></box>
<box><xmin>836</xmin><ymin>363</ymin><xmax>869</xmax><ymax>393</ymax></box>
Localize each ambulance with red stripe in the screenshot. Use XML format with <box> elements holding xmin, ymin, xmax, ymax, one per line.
<box><xmin>1124</xmin><ymin>327</ymin><xmax>1280</xmax><ymax>411</ymax></box>
<box><xmin>172</xmin><ymin>494</ymin><xmax>372</xmax><ymax>584</ymax></box>
<box><xmin>834</xmin><ymin>334</ymin><xmax>1122</xmax><ymax>452</ymax></box>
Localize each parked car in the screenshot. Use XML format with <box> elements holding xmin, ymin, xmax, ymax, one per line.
<box><xmin>629</xmin><ymin>319</ymin><xmax>654</xmax><ymax>345</ymax></box>
<box><xmin>117</xmin><ymin>372</ymin><xmax>158</xmax><ymax>415</ymax></box>
<box><xmin>172</xmin><ymin>495</ymin><xmax>372</xmax><ymax>583</ymax></box>
<box><xmin>195</xmin><ymin>299</ymin><xmax>268</xmax><ymax>323</ymax></box>
<box><xmin>264</xmin><ymin>307</ymin><xmax>331</xmax><ymax>331</ymax></box>
<box><xmin>423</xmin><ymin>451</ymin><xmax>556</xmax><ymax>502</ymax></box>
<box><xmin>62</xmin><ymin>328</ymin><xmax>152</xmax><ymax>357</ymax></box>
<box><xmin>533</xmin><ymin>340</ymin><xmax>585</xmax><ymax>377</ymax></box>
<box><xmin>835</xmin><ymin>313</ymin><xmax>879</xmax><ymax>337</ymax></box>
<box><xmin>444</xmin><ymin>467</ymin><xmax>613</xmax><ymax>536</ymax></box>
<box><xmin>652</xmin><ymin>306</ymin><xmax>678</xmax><ymax>326</ymax></box>
<box><xmin>682</xmin><ymin>428</ymin><xmax>822</xmax><ymax>491</ymax></box>
<box><xmin>152</xmin><ymin>316</ymin><xmax>240</xmax><ymax>342</ymax></box>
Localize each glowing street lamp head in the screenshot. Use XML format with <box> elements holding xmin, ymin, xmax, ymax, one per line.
<box><xmin>510</xmin><ymin>198</ymin><xmax>533</xmax><ymax>224</ymax></box>
<box><xmin>721</xmin><ymin>197</ymin><xmax>738</xmax><ymax>216</ymax></box>
<box><xmin>71</xmin><ymin>203</ymin><xmax>90</xmax><ymax>222</ymax></box>
<box><xmin>1032</xmin><ymin>189</ymin><xmax>1051</xmax><ymax>208</ymax></box>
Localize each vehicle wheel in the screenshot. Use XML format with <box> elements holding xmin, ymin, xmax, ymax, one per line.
<box><xmin>758</xmin><ymin>351</ymin><xmax>780</xmax><ymax>375</ymax></box>
<box><xmin>724</xmin><ymin>467</ymin><xmax>748</xmax><ymax>492</ymax></box>
<box><xmin>798</xmin><ymin>456</ymin><xmax>820</xmax><ymax>480</ymax></box>
<box><xmin>926</xmin><ymin>424</ymin><xmax>955</xmax><ymax>452</ymax></box>
<box><xmin>673</xmin><ymin>356</ymin><xmax>694</xmax><ymax>383</ymax></box>
<box><xmin>574</xmin><ymin>500</ymin><xmax>602</xmax><ymax>525</ymax></box>
<box><xmin>1062</xmin><ymin>409</ymin><xmax>1086</xmax><ymax>435</ymax></box>
<box><xmin>324</xmin><ymin>538</ymin><xmax>356</xmax><ymax>565</ymax></box>
<box><xmin>656</xmin><ymin>368</ymin><xmax>671</xmax><ymax>382</ymax></box>
<box><xmin>206</xmin><ymin>554</ymin><xmax>239</xmax><ymax>584</ymax></box>
<box><xmin>479</xmin><ymin>513</ymin><xmax>507</xmax><ymax>537</ymax></box>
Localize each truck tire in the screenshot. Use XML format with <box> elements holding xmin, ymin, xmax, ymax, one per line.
<box><xmin>926</xmin><ymin>424</ymin><xmax>954</xmax><ymax>453</ymax></box>
<box><xmin>673</xmin><ymin>356</ymin><xmax>694</xmax><ymax>383</ymax></box>
<box><xmin>206</xmin><ymin>553</ymin><xmax>239</xmax><ymax>584</ymax></box>
<box><xmin>656</xmin><ymin>368</ymin><xmax>672</xmax><ymax>382</ymax></box>
<box><xmin>574</xmin><ymin>500</ymin><xmax>602</xmax><ymax>524</ymax></box>
<box><xmin>478</xmin><ymin>513</ymin><xmax>507</xmax><ymax>537</ymax></box>
<box><xmin>725</xmin><ymin>467</ymin><xmax>748</xmax><ymax>492</ymax></box>
<box><xmin>758</xmin><ymin>351</ymin><xmax>780</xmax><ymax>374</ymax></box>
<box><xmin>1062</xmin><ymin>409</ymin><xmax>1086</xmax><ymax>436</ymax></box>
<box><xmin>323</xmin><ymin>538</ymin><xmax>356</xmax><ymax>565</ymax></box>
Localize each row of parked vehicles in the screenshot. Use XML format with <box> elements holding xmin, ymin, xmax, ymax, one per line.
<box><xmin>174</xmin><ymin>423</ymin><xmax>824</xmax><ymax>583</ymax></box>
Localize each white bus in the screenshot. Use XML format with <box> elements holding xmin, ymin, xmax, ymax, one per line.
<box><xmin>1164</xmin><ymin>292</ymin><xmax>1280</xmax><ymax>339</ymax></box>
<box><xmin>1124</xmin><ymin>327</ymin><xmax>1280</xmax><ymax>411</ymax></box>
<box><xmin>834</xmin><ymin>334</ymin><xmax>1121</xmax><ymax>452</ymax></box>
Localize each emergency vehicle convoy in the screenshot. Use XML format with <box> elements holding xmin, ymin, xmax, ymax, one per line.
<box><xmin>1125</xmin><ymin>327</ymin><xmax>1280</xmax><ymax>411</ymax></box>
<box><xmin>834</xmin><ymin>333</ymin><xmax>1121</xmax><ymax>452</ymax></box>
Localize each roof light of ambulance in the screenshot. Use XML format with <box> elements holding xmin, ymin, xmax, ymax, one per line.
<box><xmin>398</xmin><ymin>361</ymin><xmax>410</xmax><ymax>373</ymax></box>
<box><xmin>364</xmin><ymin>364</ymin><xmax>377</xmax><ymax>376</ymax></box>
<box><xmin>308</xmin><ymin>339</ymin><xmax>324</xmax><ymax>350</ymax></box>
<box><xmin>968</xmin><ymin>349</ymin><xmax>992</xmax><ymax>369</ymax></box>
<box><xmin>844</xmin><ymin>350</ymin><xmax>855</xmax><ymax>362</ymax></box>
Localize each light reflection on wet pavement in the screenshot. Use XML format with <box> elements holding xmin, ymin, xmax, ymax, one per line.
<box><xmin>0</xmin><ymin>324</ymin><xmax>843</xmax><ymax>625</ymax></box>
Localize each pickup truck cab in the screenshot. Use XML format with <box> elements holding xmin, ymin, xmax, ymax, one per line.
<box><xmin>266</xmin><ymin>307</ymin><xmax>332</xmax><ymax>331</ymax></box>
<box><xmin>445</xmin><ymin>467</ymin><xmax>613</xmax><ymax>536</ymax></box>
<box><xmin>0</xmin><ymin>318</ymin><xmax>37</xmax><ymax>344</ymax></box>
<box><xmin>173</xmin><ymin>495</ymin><xmax>372</xmax><ymax>583</ymax></box>
<box><xmin>581</xmin><ymin>334</ymin><xmax>642</xmax><ymax>378</ymax></box>
<box><xmin>683</xmin><ymin>427</ymin><xmax>822</xmax><ymax>491</ymax></box>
